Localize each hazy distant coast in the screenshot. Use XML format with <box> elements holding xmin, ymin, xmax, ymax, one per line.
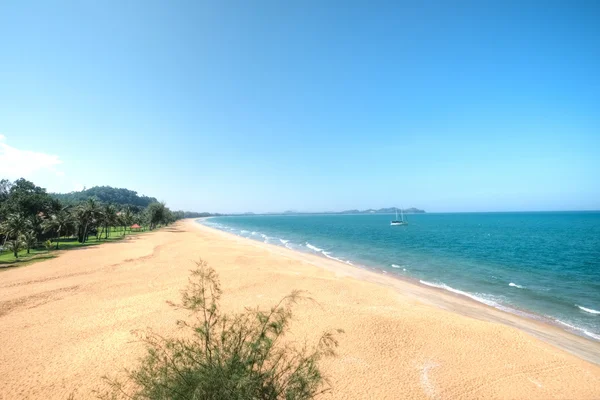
<box><xmin>235</xmin><ymin>207</ymin><xmax>426</xmax><ymax>216</ymax></box>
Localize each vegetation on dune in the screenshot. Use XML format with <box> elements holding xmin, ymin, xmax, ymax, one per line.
<box><xmin>97</xmin><ymin>260</ymin><xmax>341</xmax><ymax>400</ymax></box>
<box><xmin>0</xmin><ymin>178</ymin><xmax>212</xmax><ymax>265</ymax></box>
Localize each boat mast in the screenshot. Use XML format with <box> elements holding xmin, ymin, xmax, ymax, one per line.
<box><xmin>395</xmin><ymin>208</ymin><xmax>398</xmax><ymax>220</ymax></box>
<box><xmin>401</xmin><ymin>207</ymin><xmax>404</xmax><ymax>222</ymax></box>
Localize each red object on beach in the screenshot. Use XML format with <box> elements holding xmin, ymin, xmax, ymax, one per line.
<box><xmin>130</xmin><ymin>224</ymin><xmax>141</xmax><ymax>229</ymax></box>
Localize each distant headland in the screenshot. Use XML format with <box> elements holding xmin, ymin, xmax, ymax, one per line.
<box><xmin>236</xmin><ymin>207</ymin><xmax>425</xmax><ymax>216</ymax></box>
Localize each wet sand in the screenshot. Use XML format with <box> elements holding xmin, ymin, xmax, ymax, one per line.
<box><xmin>0</xmin><ymin>219</ymin><xmax>599</xmax><ymax>399</ymax></box>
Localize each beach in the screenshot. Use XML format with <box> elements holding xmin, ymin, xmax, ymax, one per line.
<box><xmin>1</xmin><ymin>219</ymin><xmax>599</xmax><ymax>399</ymax></box>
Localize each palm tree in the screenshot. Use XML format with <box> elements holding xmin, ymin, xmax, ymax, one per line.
<box><xmin>22</xmin><ymin>230</ymin><xmax>38</xmax><ymax>254</ymax></box>
<box><xmin>120</xmin><ymin>207</ymin><xmax>134</xmax><ymax>235</ymax></box>
<box><xmin>5</xmin><ymin>237</ymin><xmax>25</xmax><ymax>258</ymax></box>
<box><xmin>0</xmin><ymin>213</ymin><xmax>30</xmax><ymax>258</ymax></box>
<box><xmin>42</xmin><ymin>209</ymin><xmax>75</xmax><ymax>250</ymax></box>
<box><xmin>75</xmin><ymin>199</ymin><xmax>99</xmax><ymax>243</ymax></box>
<box><xmin>98</xmin><ymin>203</ymin><xmax>117</xmax><ymax>239</ymax></box>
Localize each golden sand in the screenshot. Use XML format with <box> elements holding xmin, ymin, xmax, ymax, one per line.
<box><xmin>1</xmin><ymin>219</ymin><xmax>599</xmax><ymax>399</ymax></box>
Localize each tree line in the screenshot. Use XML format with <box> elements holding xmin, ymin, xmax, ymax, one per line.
<box><xmin>0</xmin><ymin>178</ymin><xmax>199</xmax><ymax>259</ymax></box>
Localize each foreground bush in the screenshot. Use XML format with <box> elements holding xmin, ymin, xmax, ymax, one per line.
<box><xmin>98</xmin><ymin>260</ymin><xmax>341</xmax><ymax>400</ymax></box>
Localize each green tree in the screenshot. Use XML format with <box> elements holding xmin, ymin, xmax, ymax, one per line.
<box><xmin>119</xmin><ymin>207</ymin><xmax>134</xmax><ymax>235</ymax></box>
<box><xmin>74</xmin><ymin>199</ymin><xmax>100</xmax><ymax>243</ymax></box>
<box><xmin>22</xmin><ymin>230</ymin><xmax>38</xmax><ymax>254</ymax></box>
<box><xmin>42</xmin><ymin>209</ymin><xmax>76</xmax><ymax>250</ymax></box>
<box><xmin>98</xmin><ymin>203</ymin><xmax>117</xmax><ymax>239</ymax></box>
<box><xmin>5</xmin><ymin>237</ymin><xmax>25</xmax><ymax>258</ymax></box>
<box><xmin>4</xmin><ymin>178</ymin><xmax>54</xmax><ymax>216</ymax></box>
<box><xmin>0</xmin><ymin>213</ymin><xmax>30</xmax><ymax>258</ymax></box>
<box><xmin>146</xmin><ymin>202</ymin><xmax>167</xmax><ymax>230</ymax></box>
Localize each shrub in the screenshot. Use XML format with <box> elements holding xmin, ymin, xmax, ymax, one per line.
<box><xmin>98</xmin><ymin>260</ymin><xmax>341</xmax><ymax>399</ymax></box>
<box><xmin>44</xmin><ymin>240</ymin><xmax>53</xmax><ymax>251</ymax></box>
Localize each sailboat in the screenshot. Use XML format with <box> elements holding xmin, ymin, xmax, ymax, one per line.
<box><xmin>390</xmin><ymin>207</ymin><xmax>408</xmax><ymax>226</ymax></box>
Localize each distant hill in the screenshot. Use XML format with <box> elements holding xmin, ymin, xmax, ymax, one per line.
<box><xmin>51</xmin><ymin>186</ymin><xmax>158</xmax><ymax>208</ymax></box>
<box><xmin>242</xmin><ymin>207</ymin><xmax>426</xmax><ymax>216</ymax></box>
<box><xmin>347</xmin><ymin>207</ymin><xmax>425</xmax><ymax>214</ymax></box>
<box><xmin>182</xmin><ymin>211</ymin><xmax>223</xmax><ymax>218</ymax></box>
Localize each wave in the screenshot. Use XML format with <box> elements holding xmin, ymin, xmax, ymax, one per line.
<box><xmin>323</xmin><ymin>251</ymin><xmax>346</xmax><ymax>264</ymax></box>
<box><xmin>509</xmin><ymin>282</ymin><xmax>524</xmax><ymax>289</ymax></box>
<box><xmin>304</xmin><ymin>243</ymin><xmax>354</xmax><ymax>266</ymax></box>
<box><xmin>391</xmin><ymin>264</ymin><xmax>407</xmax><ymax>271</ymax></box>
<box><xmin>305</xmin><ymin>242</ymin><xmax>323</xmax><ymax>252</ymax></box>
<box><xmin>577</xmin><ymin>305</ymin><xmax>600</xmax><ymax>315</ymax></box>
<box><xmin>279</xmin><ymin>239</ymin><xmax>289</xmax><ymax>244</ymax></box>
<box><xmin>418</xmin><ymin>281</ymin><xmax>600</xmax><ymax>342</ymax></box>
<box><xmin>556</xmin><ymin>320</ymin><xmax>600</xmax><ymax>341</ymax></box>
<box><xmin>419</xmin><ymin>280</ymin><xmax>504</xmax><ymax>309</ymax></box>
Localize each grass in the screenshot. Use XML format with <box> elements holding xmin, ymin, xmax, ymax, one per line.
<box><xmin>0</xmin><ymin>225</ymin><xmax>157</xmax><ymax>269</ymax></box>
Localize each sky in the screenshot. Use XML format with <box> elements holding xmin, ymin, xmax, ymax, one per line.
<box><xmin>0</xmin><ymin>1</ymin><xmax>599</xmax><ymax>213</ymax></box>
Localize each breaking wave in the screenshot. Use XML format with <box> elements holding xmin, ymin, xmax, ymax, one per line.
<box><xmin>577</xmin><ymin>305</ymin><xmax>600</xmax><ymax>315</ymax></box>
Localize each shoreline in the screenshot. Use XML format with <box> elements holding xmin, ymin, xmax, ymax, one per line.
<box><xmin>1</xmin><ymin>219</ymin><xmax>599</xmax><ymax>399</ymax></box>
<box><xmin>191</xmin><ymin>218</ymin><xmax>600</xmax><ymax>366</ymax></box>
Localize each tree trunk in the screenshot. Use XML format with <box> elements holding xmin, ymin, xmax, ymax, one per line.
<box><xmin>83</xmin><ymin>222</ymin><xmax>89</xmax><ymax>243</ymax></box>
<box><xmin>13</xmin><ymin>240</ymin><xmax>18</xmax><ymax>258</ymax></box>
<box><xmin>105</xmin><ymin>225</ymin><xmax>109</xmax><ymax>239</ymax></box>
<box><xmin>56</xmin><ymin>228</ymin><xmax>61</xmax><ymax>250</ymax></box>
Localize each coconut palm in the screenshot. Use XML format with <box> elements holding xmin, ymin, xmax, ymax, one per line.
<box><xmin>98</xmin><ymin>203</ymin><xmax>117</xmax><ymax>239</ymax></box>
<box><xmin>0</xmin><ymin>213</ymin><xmax>30</xmax><ymax>258</ymax></box>
<box><xmin>22</xmin><ymin>230</ymin><xmax>38</xmax><ymax>254</ymax></box>
<box><xmin>75</xmin><ymin>199</ymin><xmax>100</xmax><ymax>243</ymax></box>
<box><xmin>4</xmin><ymin>237</ymin><xmax>25</xmax><ymax>258</ymax></box>
<box><xmin>42</xmin><ymin>209</ymin><xmax>75</xmax><ymax>250</ymax></box>
<box><xmin>119</xmin><ymin>207</ymin><xmax>134</xmax><ymax>235</ymax></box>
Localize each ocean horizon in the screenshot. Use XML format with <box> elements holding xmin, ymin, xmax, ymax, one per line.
<box><xmin>200</xmin><ymin>211</ymin><xmax>600</xmax><ymax>342</ymax></box>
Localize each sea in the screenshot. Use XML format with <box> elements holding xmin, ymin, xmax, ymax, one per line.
<box><xmin>200</xmin><ymin>212</ymin><xmax>600</xmax><ymax>341</ymax></box>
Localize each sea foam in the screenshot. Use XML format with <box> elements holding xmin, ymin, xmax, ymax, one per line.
<box><xmin>556</xmin><ymin>320</ymin><xmax>600</xmax><ymax>341</ymax></box>
<box><xmin>509</xmin><ymin>282</ymin><xmax>524</xmax><ymax>289</ymax></box>
<box><xmin>419</xmin><ymin>280</ymin><xmax>503</xmax><ymax>309</ymax></box>
<box><xmin>305</xmin><ymin>243</ymin><xmax>323</xmax><ymax>252</ymax></box>
<box><xmin>577</xmin><ymin>305</ymin><xmax>600</xmax><ymax>315</ymax></box>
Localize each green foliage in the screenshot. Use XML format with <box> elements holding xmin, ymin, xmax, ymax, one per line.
<box><xmin>0</xmin><ymin>178</ymin><xmax>208</xmax><ymax>264</ymax></box>
<box><xmin>4</xmin><ymin>237</ymin><xmax>25</xmax><ymax>258</ymax></box>
<box><xmin>0</xmin><ymin>213</ymin><xmax>31</xmax><ymax>258</ymax></box>
<box><xmin>51</xmin><ymin>186</ymin><xmax>158</xmax><ymax>208</ymax></box>
<box><xmin>22</xmin><ymin>230</ymin><xmax>38</xmax><ymax>254</ymax></box>
<box><xmin>146</xmin><ymin>202</ymin><xmax>169</xmax><ymax>230</ymax></box>
<box><xmin>1</xmin><ymin>178</ymin><xmax>57</xmax><ymax>216</ymax></box>
<box><xmin>43</xmin><ymin>240</ymin><xmax>53</xmax><ymax>251</ymax></box>
<box><xmin>98</xmin><ymin>260</ymin><xmax>341</xmax><ymax>400</ymax></box>
<box><xmin>42</xmin><ymin>208</ymin><xmax>76</xmax><ymax>249</ymax></box>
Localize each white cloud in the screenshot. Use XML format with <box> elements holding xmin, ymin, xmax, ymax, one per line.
<box><xmin>0</xmin><ymin>135</ymin><xmax>64</xmax><ymax>180</ymax></box>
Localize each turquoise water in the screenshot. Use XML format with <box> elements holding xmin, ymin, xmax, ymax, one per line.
<box><xmin>201</xmin><ymin>212</ymin><xmax>600</xmax><ymax>341</ymax></box>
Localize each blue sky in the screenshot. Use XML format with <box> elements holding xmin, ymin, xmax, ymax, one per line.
<box><xmin>0</xmin><ymin>1</ymin><xmax>598</xmax><ymax>213</ymax></box>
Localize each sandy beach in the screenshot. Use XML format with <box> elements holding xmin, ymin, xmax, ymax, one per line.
<box><xmin>1</xmin><ymin>219</ymin><xmax>599</xmax><ymax>399</ymax></box>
